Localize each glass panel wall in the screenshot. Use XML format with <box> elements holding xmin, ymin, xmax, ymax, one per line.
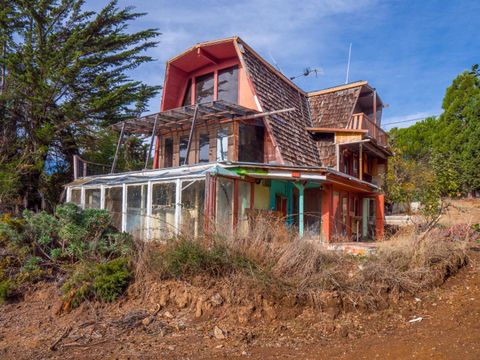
<box><xmin>237</xmin><ymin>181</ymin><xmax>251</xmax><ymax>237</ymax></box>
<box><xmin>239</xmin><ymin>124</ymin><xmax>264</xmax><ymax>163</ymax></box>
<box><xmin>105</xmin><ymin>187</ymin><xmax>123</xmax><ymax>230</ymax></box>
<box><xmin>151</xmin><ymin>182</ymin><xmax>176</xmax><ymax>239</ymax></box>
<box><xmin>216</xmin><ymin>128</ymin><xmax>228</xmax><ymax>161</ymax></box>
<box><xmin>71</xmin><ymin>188</ymin><xmax>81</xmax><ymax>205</ymax></box>
<box><xmin>164</xmin><ymin>138</ymin><xmax>173</xmax><ymax>168</ymax></box>
<box><xmin>195</xmin><ymin>72</ymin><xmax>214</xmax><ymax>103</ymax></box>
<box><xmin>85</xmin><ymin>188</ymin><xmax>101</xmax><ymax>209</ymax></box>
<box><xmin>215</xmin><ymin>177</ymin><xmax>233</xmax><ymax>235</ymax></box>
<box><xmin>126</xmin><ymin>184</ymin><xmax>148</xmax><ymax>239</ymax></box>
<box><xmin>179</xmin><ymin>136</ymin><xmax>189</xmax><ymax>165</ymax></box>
<box><xmin>182</xmin><ymin>79</ymin><xmax>192</xmax><ymax>106</ymax></box>
<box><xmin>218</xmin><ymin>66</ymin><xmax>238</xmax><ymax>103</ymax></box>
<box><xmin>199</xmin><ymin>134</ymin><xmax>210</xmax><ymax>163</ymax></box>
<box><xmin>181</xmin><ymin>180</ymin><xmax>205</xmax><ymax>237</ymax></box>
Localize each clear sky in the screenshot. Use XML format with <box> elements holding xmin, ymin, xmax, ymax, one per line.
<box><xmin>86</xmin><ymin>0</ymin><xmax>479</xmax><ymax>129</ymax></box>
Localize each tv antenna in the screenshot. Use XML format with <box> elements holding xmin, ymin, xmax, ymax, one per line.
<box><xmin>345</xmin><ymin>43</ymin><xmax>352</xmax><ymax>84</ymax></box>
<box><xmin>290</xmin><ymin>67</ymin><xmax>324</xmax><ymax>81</ymax></box>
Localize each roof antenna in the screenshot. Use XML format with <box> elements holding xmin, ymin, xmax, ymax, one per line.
<box><xmin>345</xmin><ymin>43</ymin><xmax>352</xmax><ymax>84</ymax></box>
<box><xmin>269</xmin><ymin>51</ymin><xmax>284</xmax><ymax>73</ymax></box>
<box><xmin>290</xmin><ymin>67</ymin><xmax>324</xmax><ymax>81</ymax></box>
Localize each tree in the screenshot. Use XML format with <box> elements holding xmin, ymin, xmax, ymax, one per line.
<box><xmin>0</xmin><ymin>0</ymin><xmax>160</xmax><ymax>212</ymax></box>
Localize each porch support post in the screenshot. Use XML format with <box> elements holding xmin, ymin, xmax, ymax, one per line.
<box><xmin>111</xmin><ymin>122</ymin><xmax>125</xmax><ymax>174</ymax></box>
<box><xmin>359</xmin><ymin>143</ymin><xmax>363</xmax><ymax>181</ymax></box>
<box><xmin>80</xmin><ymin>187</ymin><xmax>85</xmax><ymax>209</ymax></box>
<box><xmin>146</xmin><ymin>181</ymin><xmax>153</xmax><ymax>240</ymax></box>
<box><xmin>121</xmin><ymin>183</ymin><xmax>127</xmax><ymax>232</ymax></box>
<box><xmin>321</xmin><ymin>184</ymin><xmax>333</xmax><ymax>242</ymax></box>
<box><xmin>184</xmin><ymin>104</ymin><xmax>199</xmax><ymax>165</ymax></box>
<box><xmin>144</xmin><ymin>114</ymin><xmax>159</xmax><ymax>169</ymax></box>
<box><xmin>174</xmin><ymin>178</ymin><xmax>182</xmax><ymax>235</ymax></box>
<box><xmin>100</xmin><ymin>185</ymin><xmax>105</xmax><ymax>210</ymax></box>
<box><xmin>375</xmin><ymin>193</ymin><xmax>385</xmax><ymax>240</ymax></box>
<box><xmin>293</xmin><ymin>182</ymin><xmax>305</xmax><ymax>238</ymax></box>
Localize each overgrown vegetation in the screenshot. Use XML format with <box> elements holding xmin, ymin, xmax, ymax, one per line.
<box><xmin>0</xmin><ymin>203</ymin><xmax>134</xmax><ymax>307</ymax></box>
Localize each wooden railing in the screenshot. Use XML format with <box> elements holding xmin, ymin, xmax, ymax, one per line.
<box><xmin>348</xmin><ymin>113</ymin><xmax>388</xmax><ymax>147</ymax></box>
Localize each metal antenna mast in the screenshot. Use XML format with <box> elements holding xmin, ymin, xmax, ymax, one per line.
<box><xmin>345</xmin><ymin>43</ymin><xmax>352</xmax><ymax>84</ymax></box>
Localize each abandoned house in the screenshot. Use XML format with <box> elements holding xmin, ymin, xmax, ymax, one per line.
<box><xmin>64</xmin><ymin>37</ymin><xmax>392</xmax><ymax>242</ymax></box>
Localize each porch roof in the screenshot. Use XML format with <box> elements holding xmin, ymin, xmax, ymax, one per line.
<box><xmin>111</xmin><ymin>100</ymin><xmax>258</xmax><ymax>135</ymax></box>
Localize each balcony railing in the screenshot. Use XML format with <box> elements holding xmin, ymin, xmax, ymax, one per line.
<box><xmin>348</xmin><ymin>113</ymin><xmax>388</xmax><ymax>147</ymax></box>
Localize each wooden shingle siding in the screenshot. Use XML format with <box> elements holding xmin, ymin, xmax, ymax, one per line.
<box><xmin>308</xmin><ymin>87</ymin><xmax>361</xmax><ymax>129</ymax></box>
<box><xmin>241</xmin><ymin>47</ymin><xmax>320</xmax><ymax>166</ymax></box>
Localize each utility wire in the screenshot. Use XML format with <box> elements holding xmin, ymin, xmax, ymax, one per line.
<box><xmin>383</xmin><ymin>114</ymin><xmax>440</xmax><ymax>126</ymax></box>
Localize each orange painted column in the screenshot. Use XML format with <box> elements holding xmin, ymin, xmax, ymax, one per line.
<box><xmin>375</xmin><ymin>193</ymin><xmax>385</xmax><ymax>240</ymax></box>
<box><xmin>321</xmin><ymin>185</ymin><xmax>333</xmax><ymax>242</ymax></box>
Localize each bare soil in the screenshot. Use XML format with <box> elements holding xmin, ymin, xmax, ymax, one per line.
<box><xmin>0</xmin><ymin>199</ymin><xmax>479</xmax><ymax>360</ymax></box>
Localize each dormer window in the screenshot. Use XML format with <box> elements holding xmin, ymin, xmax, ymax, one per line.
<box><xmin>181</xmin><ymin>65</ymin><xmax>239</xmax><ymax>106</ymax></box>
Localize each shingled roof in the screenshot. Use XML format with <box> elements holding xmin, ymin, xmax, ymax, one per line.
<box><xmin>239</xmin><ymin>41</ymin><xmax>320</xmax><ymax>166</ymax></box>
<box><xmin>307</xmin><ymin>82</ymin><xmax>365</xmax><ymax>128</ymax></box>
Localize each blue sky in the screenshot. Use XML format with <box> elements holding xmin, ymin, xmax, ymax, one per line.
<box><xmin>87</xmin><ymin>0</ymin><xmax>479</xmax><ymax>130</ymax></box>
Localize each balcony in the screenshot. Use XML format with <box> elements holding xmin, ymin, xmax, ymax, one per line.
<box><xmin>348</xmin><ymin>113</ymin><xmax>388</xmax><ymax>147</ymax></box>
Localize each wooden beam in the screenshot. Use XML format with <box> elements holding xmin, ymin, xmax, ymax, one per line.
<box><xmin>231</xmin><ymin>107</ymin><xmax>295</xmax><ymax>122</ymax></box>
<box><xmin>111</xmin><ymin>122</ymin><xmax>125</xmax><ymax>174</ymax></box>
<box><xmin>306</xmin><ymin>127</ymin><xmax>368</xmax><ymax>134</ymax></box>
<box><xmin>197</xmin><ymin>47</ymin><xmax>219</xmax><ymax>64</ymax></box>
<box><xmin>144</xmin><ymin>114</ymin><xmax>159</xmax><ymax>169</ymax></box>
<box><xmin>184</xmin><ymin>105</ymin><xmax>199</xmax><ymax>165</ymax></box>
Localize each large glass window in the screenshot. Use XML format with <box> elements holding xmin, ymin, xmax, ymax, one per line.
<box><xmin>199</xmin><ymin>134</ymin><xmax>210</xmax><ymax>163</ymax></box>
<box><xmin>85</xmin><ymin>188</ymin><xmax>101</xmax><ymax>209</ymax></box>
<box><xmin>215</xmin><ymin>177</ymin><xmax>234</xmax><ymax>235</ymax></box>
<box><xmin>164</xmin><ymin>138</ymin><xmax>173</xmax><ymax>167</ymax></box>
<box><xmin>179</xmin><ymin>136</ymin><xmax>189</xmax><ymax>165</ymax></box>
<box><xmin>218</xmin><ymin>66</ymin><xmax>238</xmax><ymax>103</ymax></box>
<box><xmin>151</xmin><ymin>182</ymin><xmax>176</xmax><ymax>239</ymax></box>
<box><xmin>126</xmin><ymin>185</ymin><xmax>148</xmax><ymax>239</ymax></box>
<box><xmin>181</xmin><ymin>180</ymin><xmax>205</xmax><ymax>237</ymax></box>
<box><xmin>238</xmin><ymin>124</ymin><xmax>264</xmax><ymax>163</ymax></box>
<box><xmin>105</xmin><ymin>187</ymin><xmax>123</xmax><ymax>230</ymax></box>
<box><xmin>195</xmin><ymin>72</ymin><xmax>214</xmax><ymax>103</ymax></box>
<box><xmin>182</xmin><ymin>79</ymin><xmax>192</xmax><ymax>106</ymax></box>
<box><xmin>216</xmin><ymin>128</ymin><xmax>228</xmax><ymax>161</ymax></box>
<box><xmin>237</xmin><ymin>181</ymin><xmax>251</xmax><ymax>237</ymax></box>
<box><xmin>71</xmin><ymin>188</ymin><xmax>81</xmax><ymax>205</ymax></box>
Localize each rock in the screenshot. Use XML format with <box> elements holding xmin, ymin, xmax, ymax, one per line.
<box><xmin>238</xmin><ymin>306</ymin><xmax>254</xmax><ymax>325</ymax></box>
<box><xmin>174</xmin><ymin>290</ymin><xmax>191</xmax><ymax>308</ymax></box>
<box><xmin>176</xmin><ymin>322</ymin><xmax>186</xmax><ymax>331</ymax></box>
<box><xmin>195</xmin><ymin>298</ymin><xmax>204</xmax><ymax>318</ymax></box>
<box><xmin>163</xmin><ymin>311</ymin><xmax>174</xmax><ymax>319</ymax></box>
<box><xmin>215</xmin><ymin>344</ymin><xmax>224</xmax><ymax>349</ymax></box>
<box><xmin>210</xmin><ymin>293</ymin><xmax>224</xmax><ymax>306</ymax></box>
<box><xmin>213</xmin><ymin>325</ymin><xmax>226</xmax><ymax>340</ymax></box>
<box><xmin>167</xmin><ymin>345</ymin><xmax>175</xmax><ymax>351</ymax></box>
<box><xmin>241</xmin><ymin>350</ymin><xmax>248</xmax><ymax>356</ymax></box>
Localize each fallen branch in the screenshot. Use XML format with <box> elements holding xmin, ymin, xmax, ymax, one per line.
<box><xmin>50</xmin><ymin>326</ymin><xmax>72</xmax><ymax>351</ymax></box>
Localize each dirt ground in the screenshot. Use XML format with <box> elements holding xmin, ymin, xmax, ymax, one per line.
<box><xmin>0</xmin><ymin>199</ymin><xmax>479</xmax><ymax>360</ymax></box>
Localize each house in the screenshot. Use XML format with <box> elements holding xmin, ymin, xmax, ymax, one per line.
<box><xmin>65</xmin><ymin>37</ymin><xmax>391</xmax><ymax>242</ymax></box>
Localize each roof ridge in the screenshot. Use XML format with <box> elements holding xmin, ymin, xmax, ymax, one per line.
<box><xmin>307</xmin><ymin>81</ymin><xmax>369</xmax><ymax>97</ymax></box>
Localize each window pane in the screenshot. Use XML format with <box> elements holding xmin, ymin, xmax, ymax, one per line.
<box><xmin>71</xmin><ymin>189</ymin><xmax>81</xmax><ymax>205</ymax></box>
<box><xmin>238</xmin><ymin>124</ymin><xmax>264</xmax><ymax>163</ymax></box>
<box><xmin>152</xmin><ymin>182</ymin><xmax>176</xmax><ymax>239</ymax></box>
<box><xmin>164</xmin><ymin>138</ymin><xmax>173</xmax><ymax>167</ymax></box>
<box><xmin>237</xmin><ymin>181</ymin><xmax>251</xmax><ymax>237</ymax></box>
<box><xmin>105</xmin><ymin>187</ymin><xmax>123</xmax><ymax>230</ymax></box>
<box><xmin>126</xmin><ymin>185</ymin><xmax>148</xmax><ymax>239</ymax></box>
<box><xmin>215</xmin><ymin>177</ymin><xmax>233</xmax><ymax>236</ymax></box>
<box><xmin>195</xmin><ymin>72</ymin><xmax>214</xmax><ymax>103</ymax></box>
<box><xmin>85</xmin><ymin>188</ymin><xmax>101</xmax><ymax>209</ymax></box>
<box><xmin>181</xmin><ymin>180</ymin><xmax>205</xmax><ymax>237</ymax></box>
<box><xmin>218</xmin><ymin>66</ymin><xmax>238</xmax><ymax>103</ymax></box>
<box><xmin>216</xmin><ymin>128</ymin><xmax>228</xmax><ymax>161</ymax></box>
<box><xmin>182</xmin><ymin>79</ymin><xmax>192</xmax><ymax>106</ymax></box>
<box><xmin>179</xmin><ymin>136</ymin><xmax>189</xmax><ymax>165</ymax></box>
<box><xmin>199</xmin><ymin>134</ymin><xmax>210</xmax><ymax>163</ymax></box>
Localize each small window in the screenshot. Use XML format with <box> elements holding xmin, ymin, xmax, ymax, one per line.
<box><xmin>182</xmin><ymin>79</ymin><xmax>192</xmax><ymax>106</ymax></box>
<box><xmin>85</xmin><ymin>188</ymin><xmax>101</xmax><ymax>209</ymax></box>
<box><xmin>195</xmin><ymin>72</ymin><xmax>214</xmax><ymax>104</ymax></box>
<box><xmin>218</xmin><ymin>66</ymin><xmax>238</xmax><ymax>103</ymax></box>
<box><xmin>199</xmin><ymin>134</ymin><xmax>210</xmax><ymax>163</ymax></box>
<box><xmin>71</xmin><ymin>188</ymin><xmax>81</xmax><ymax>205</ymax></box>
<box><xmin>216</xmin><ymin>128</ymin><xmax>228</xmax><ymax>161</ymax></box>
<box><xmin>179</xmin><ymin>136</ymin><xmax>189</xmax><ymax>165</ymax></box>
<box><xmin>164</xmin><ymin>138</ymin><xmax>173</xmax><ymax>168</ymax></box>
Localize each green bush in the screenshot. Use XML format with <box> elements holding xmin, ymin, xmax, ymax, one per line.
<box><xmin>0</xmin><ymin>279</ymin><xmax>13</xmax><ymax>304</ymax></box>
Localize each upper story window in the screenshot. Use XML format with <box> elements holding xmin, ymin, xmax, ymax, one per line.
<box><xmin>199</xmin><ymin>134</ymin><xmax>210</xmax><ymax>163</ymax></box>
<box><xmin>179</xmin><ymin>136</ymin><xmax>189</xmax><ymax>165</ymax></box>
<box><xmin>182</xmin><ymin>65</ymin><xmax>239</xmax><ymax>106</ymax></box>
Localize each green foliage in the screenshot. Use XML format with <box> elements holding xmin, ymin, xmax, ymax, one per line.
<box><xmin>62</xmin><ymin>257</ymin><xmax>131</xmax><ymax>307</ymax></box>
<box><xmin>0</xmin><ymin>0</ymin><xmax>160</xmax><ymax>211</ymax></box>
<box><xmin>0</xmin><ymin>279</ymin><xmax>13</xmax><ymax>304</ymax></box>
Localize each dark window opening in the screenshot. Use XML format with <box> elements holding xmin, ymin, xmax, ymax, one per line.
<box><xmin>199</xmin><ymin>134</ymin><xmax>210</xmax><ymax>163</ymax></box>
<box><xmin>195</xmin><ymin>72</ymin><xmax>214</xmax><ymax>104</ymax></box>
<box><xmin>238</xmin><ymin>124</ymin><xmax>264</xmax><ymax>163</ymax></box>
<box><xmin>182</xmin><ymin>79</ymin><xmax>192</xmax><ymax>106</ymax></box>
<box><xmin>179</xmin><ymin>136</ymin><xmax>189</xmax><ymax>165</ymax></box>
<box><xmin>312</xmin><ymin>132</ymin><xmax>334</xmax><ymax>142</ymax></box>
<box><xmin>218</xmin><ymin>66</ymin><xmax>238</xmax><ymax>103</ymax></box>
<box><xmin>164</xmin><ymin>138</ymin><xmax>173</xmax><ymax>167</ymax></box>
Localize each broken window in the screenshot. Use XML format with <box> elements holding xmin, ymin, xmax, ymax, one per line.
<box><xmin>216</xmin><ymin>127</ymin><xmax>228</xmax><ymax>161</ymax></box>
<box><xmin>105</xmin><ymin>187</ymin><xmax>123</xmax><ymax>230</ymax></box>
<box><xmin>85</xmin><ymin>188</ymin><xmax>101</xmax><ymax>209</ymax></box>
<box><xmin>71</xmin><ymin>188</ymin><xmax>81</xmax><ymax>205</ymax></box>
<box><xmin>179</xmin><ymin>136</ymin><xmax>189</xmax><ymax>165</ymax></box>
<box><xmin>199</xmin><ymin>134</ymin><xmax>210</xmax><ymax>163</ymax></box>
<box><xmin>195</xmin><ymin>72</ymin><xmax>214</xmax><ymax>104</ymax></box>
<box><xmin>181</xmin><ymin>180</ymin><xmax>205</xmax><ymax>237</ymax></box>
<box><xmin>218</xmin><ymin>66</ymin><xmax>238</xmax><ymax>103</ymax></box>
<box><xmin>238</xmin><ymin>124</ymin><xmax>264</xmax><ymax>163</ymax></box>
<box><xmin>151</xmin><ymin>182</ymin><xmax>176</xmax><ymax>239</ymax></box>
<box><xmin>182</xmin><ymin>79</ymin><xmax>192</xmax><ymax>106</ymax></box>
<box><xmin>164</xmin><ymin>138</ymin><xmax>173</xmax><ymax>168</ymax></box>
<box><xmin>126</xmin><ymin>184</ymin><xmax>148</xmax><ymax>239</ymax></box>
<box><xmin>215</xmin><ymin>177</ymin><xmax>233</xmax><ymax>235</ymax></box>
